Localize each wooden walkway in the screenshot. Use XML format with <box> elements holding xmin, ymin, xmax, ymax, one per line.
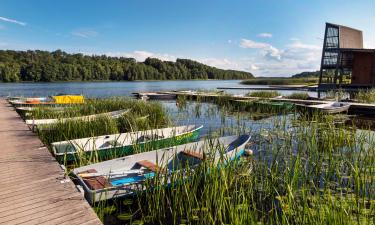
<box><xmin>152</xmin><ymin>91</ymin><xmax>375</xmax><ymax>113</ymax></box>
<box><xmin>0</xmin><ymin>99</ymin><xmax>102</xmax><ymax>225</ymax></box>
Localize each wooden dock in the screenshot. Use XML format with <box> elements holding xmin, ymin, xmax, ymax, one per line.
<box><xmin>0</xmin><ymin>99</ymin><xmax>102</xmax><ymax>225</ymax></box>
<box><xmin>141</xmin><ymin>91</ymin><xmax>375</xmax><ymax>114</ymax></box>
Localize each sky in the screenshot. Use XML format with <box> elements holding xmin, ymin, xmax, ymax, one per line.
<box><xmin>1</xmin><ymin>0</ymin><xmax>375</xmax><ymax>77</ymax></box>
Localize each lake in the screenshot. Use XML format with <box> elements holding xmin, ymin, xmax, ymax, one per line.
<box><xmin>0</xmin><ymin>80</ymin><xmax>318</xmax><ymax>97</ymax></box>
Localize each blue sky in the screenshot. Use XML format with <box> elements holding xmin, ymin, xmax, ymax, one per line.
<box><xmin>1</xmin><ymin>0</ymin><xmax>375</xmax><ymax>76</ymax></box>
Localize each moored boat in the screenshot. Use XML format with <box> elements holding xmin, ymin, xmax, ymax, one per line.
<box><xmin>52</xmin><ymin>125</ymin><xmax>203</xmax><ymax>163</ymax></box>
<box><xmin>297</xmin><ymin>101</ymin><xmax>350</xmax><ymax>114</ymax></box>
<box><xmin>26</xmin><ymin>109</ymin><xmax>130</xmax><ymax>130</ymax></box>
<box><xmin>72</xmin><ymin>134</ymin><xmax>251</xmax><ymax>204</ymax></box>
<box><xmin>10</xmin><ymin>95</ymin><xmax>84</xmax><ymax>107</ymax></box>
<box><xmin>135</xmin><ymin>92</ymin><xmax>177</xmax><ymax>100</ymax></box>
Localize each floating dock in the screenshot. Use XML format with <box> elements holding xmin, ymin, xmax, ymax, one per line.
<box><xmin>0</xmin><ymin>99</ymin><xmax>102</xmax><ymax>225</ymax></box>
<box><xmin>134</xmin><ymin>91</ymin><xmax>375</xmax><ymax>115</ymax></box>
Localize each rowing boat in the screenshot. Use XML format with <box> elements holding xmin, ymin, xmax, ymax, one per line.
<box><xmin>52</xmin><ymin>125</ymin><xmax>203</xmax><ymax>163</ymax></box>
<box><xmin>297</xmin><ymin>102</ymin><xmax>350</xmax><ymax>114</ymax></box>
<box><xmin>10</xmin><ymin>95</ymin><xmax>84</xmax><ymax>107</ymax></box>
<box><xmin>26</xmin><ymin>109</ymin><xmax>130</xmax><ymax>130</ymax></box>
<box><xmin>135</xmin><ymin>92</ymin><xmax>177</xmax><ymax>100</ymax></box>
<box><xmin>72</xmin><ymin>134</ymin><xmax>250</xmax><ymax>204</ymax></box>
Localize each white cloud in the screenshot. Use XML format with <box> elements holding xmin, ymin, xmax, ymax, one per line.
<box><xmin>258</xmin><ymin>33</ymin><xmax>272</xmax><ymax>38</ymax></box>
<box><xmin>199</xmin><ymin>58</ymin><xmax>238</xmax><ymax>70</ymax></box>
<box><xmin>227</xmin><ymin>39</ymin><xmax>232</xmax><ymax>44</ymax></box>
<box><xmin>0</xmin><ymin>16</ymin><xmax>26</xmax><ymax>26</ymax></box>
<box><xmin>71</xmin><ymin>29</ymin><xmax>98</xmax><ymax>38</ymax></box>
<box><xmin>240</xmin><ymin>39</ymin><xmax>282</xmax><ymax>61</ymax></box>
<box><xmin>250</xmin><ymin>64</ymin><xmax>259</xmax><ymax>70</ymax></box>
<box><xmin>239</xmin><ymin>38</ymin><xmax>322</xmax><ymax>76</ymax></box>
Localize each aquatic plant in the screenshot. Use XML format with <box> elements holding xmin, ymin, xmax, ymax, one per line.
<box><xmin>287</xmin><ymin>92</ymin><xmax>310</xmax><ymax>100</ymax></box>
<box><xmin>353</xmin><ymin>89</ymin><xmax>375</xmax><ymax>103</ymax></box>
<box><xmin>246</xmin><ymin>91</ymin><xmax>281</xmax><ymax>98</ymax></box>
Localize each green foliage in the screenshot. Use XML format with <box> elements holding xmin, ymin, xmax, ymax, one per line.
<box><xmin>246</xmin><ymin>91</ymin><xmax>281</xmax><ymax>98</ymax></box>
<box><xmin>286</xmin><ymin>92</ymin><xmax>310</xmax><ymax>100</ymax></box>
<box><xmin>36</xmin><ymin>97</ymin><xmax>171</xmax><ymax>145</ymax></box>
<box><xmin>0</xmin><ymin>50</ymin><xmax>253</xmax><ymax>82</ymax></box>
<box><xmin>241</xmin><ymin>77</ymin><xmax>318</xmax><ymax>85</ymax></box>
<box><xmin>353</xmin><ymin>89</ymin><xmax>375</xmax><ymax>103</ymax></box>
<box><xmin>291</xmin><ymin>70</ymin><xmax>320</xmax><ymax>78</ymax></box>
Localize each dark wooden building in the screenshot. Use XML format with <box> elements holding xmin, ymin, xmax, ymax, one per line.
<box><xmin>318</xmin><ymin>23</ymin><xmax>375</xmax><ymax>89</ymax></box>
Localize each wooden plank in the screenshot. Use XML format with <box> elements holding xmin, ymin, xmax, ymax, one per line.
<box><xmin>0</xmin><ymin>99</ymin><xmax>102</xmax><ymax>225</ymax></box>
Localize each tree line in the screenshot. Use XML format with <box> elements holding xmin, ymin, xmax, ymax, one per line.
<box><xmin>0</xmin><ymin>50</ymin><xmax>253</xmax><ymax>82</ymax></box>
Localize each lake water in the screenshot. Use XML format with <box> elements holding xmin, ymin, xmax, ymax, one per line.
<box><xmin>0</xmin><ymin>80</ymin><xmax>318</xmax><ymax>98</ymax></box>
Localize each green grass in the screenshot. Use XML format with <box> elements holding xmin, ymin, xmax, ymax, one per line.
<box><xmin>241</xmin><ymin>77</ymin><xmax>318</xmax><ymax>86</ymax></box>
<box><xmin>22</xmin><ymin>96</ymin><xmax>375</xmax><ymax>225</ymax></box>
<box><xmin>286</xmin><ymin>92</ymin><xmax>310</xmax><ymax>100</ymax></box>
<box><xmin>35</xmin><ymin>97</ymin><xmax>171</xmax><ymax>167</ymax></box>
<box><xmin>97</xmin><ymin>113</ymin><xmax>374</xmax><ymax>225</ymax></box>
<box><xmin>353</xmin><ymin>89</ymin><xmax>375</xmax><ymax>103</ymax></box>
<box><xmin>246</xmin><ymin>91</ymin><xmax>281</xmax><ymax>98</ymax></box>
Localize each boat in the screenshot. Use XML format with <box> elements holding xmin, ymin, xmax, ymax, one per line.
<box><xmin>297</xmin><ymin>102</ymin><xmax>350</xmax><ymax>114</ymax></box>
<box><xmin>135</xmin><ymin>92</ymin><xmax>177</xmax><ymax>100</ymax></box>
<box><xmin>52</xmin><ymin>125</ymin><xmax>203</xmax><ymax>163</ymax></box>
<box><xmin>254</xmin><ymin>101</ymin><xmax>295</xmax><ymax>111</ymax></box>
<box><xmin>72</xmin><ymin>134</ymin><xmax>251</xmax><ymax>204</ymax></box>
<box><xmin>9</xmin><ymin>95</ymin><xmax>84</xmax><ymax>107</ymax></box>
<box><xmin>26</xmin><ymin>109</ymin><xmax>130</xmax><ymax>130</ymax></box>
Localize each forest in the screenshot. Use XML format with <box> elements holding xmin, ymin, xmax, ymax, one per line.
<box><xmin>0</xmin><ymin>50</ymin><xmax>253</xmax><ymax>82</ymax></box>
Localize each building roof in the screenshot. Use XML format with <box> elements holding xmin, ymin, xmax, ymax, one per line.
<box><xmin>326</xmin><ymin>22</ymin><xmax>363</xmax><ymax>33</ymax></box>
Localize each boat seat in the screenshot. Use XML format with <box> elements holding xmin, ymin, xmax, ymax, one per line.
<box><xmin>99</xmin><ymin>140</ymin><xmax>120</xmax><ymax>149</ymax></box>
<box><xmin>83</xmin><ymin>176</ymin><xmax>113</xmax><ymax>190</ymax></box>
<box><xmin>181</xmin><ymin>150</ymin><xmax>205</xmax><ymax>160</ymax></box>
<box><xmin>137</xmin><ymin>160</ymin><xmax>164</xmax><ymax>172</ymax></box>
<box><xmin>136</xmin><ymin>134</ymin><xmax>164</xmax><ymax>143</ymax></box>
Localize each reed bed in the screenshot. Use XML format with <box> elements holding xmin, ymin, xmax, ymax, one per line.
<box><xmin>353</xmin><ymin>89</ymin><xmax>375</xmax><ymax>103</ymax></box>
<box><xmin>286</xmin><ymin>92</ymin><xmax>310</xmax><ymax>100</ymax></box>
<box><xmin>93</xmin><ymin>99</ymin><xmax>374</xmax><ymax>225</ymax></box>
<box><xmin>26</xmin><ymin>96</ymin><xmax>375</xmax><ymax>225</ymax></box>
<box><xmin>246</xmin><ymin>91</ymin><xmax>281</xmax><ymax>98</ymax></box>
<box><xmin>29</xmin><ymin>97</ymin><xmax>157</xmax><ymax>119</ymax></box>
<box><xmin>35</xmin><ymin>97</ymin><xmax>171</xmax><ymax>166</ymax></box>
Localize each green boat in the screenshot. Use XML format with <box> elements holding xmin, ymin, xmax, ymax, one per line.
<box><xmin>51</xmin><ymin>125</ymin><xmax>203</xmax><ymax>163</ymax></box>
<box><xmin>254</xmin><ymin>101</ymin><xmax>295</xmax><ymax>112</ymax></box>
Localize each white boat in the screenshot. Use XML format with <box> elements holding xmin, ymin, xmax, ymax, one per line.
<box><xmin>26</xmin><ymin>109</ymin><xmax>130</xmax><ymax>129</ymax></box>
<box><xmin>51</xmin><ymin>125</ymin><xmax>203</xmax><ymax>163</ymax></box>
<box><xmin>72</xmin><ymin>134</ymin><xmax>251</xmax><ymax>204</ymax></box>
<box><xmin>300</xmin><ymin>102</ymin><xmax>350</xmax><ymax>114</ymax></box>
<box><xmin>136</xmin><ymin>92</ymin><xmax>177</xmax><ymax>100</ymax></box>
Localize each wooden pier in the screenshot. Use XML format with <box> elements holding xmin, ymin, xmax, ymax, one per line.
<box><xmin>0</xmin><ymin>99</ymin><xmax>102</xmax><ymax>225</ymax></box>
<box><xmin>135</xmin><ymin>91</ymin><xmax>375</xmax><ymax>114</ymax></box>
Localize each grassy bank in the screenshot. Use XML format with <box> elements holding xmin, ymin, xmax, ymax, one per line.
<box><xmin>97</xmin><ymin>104</ymin><xmax>374</xmax><ymax>225</ymax></box>
<box><xmin>241</xmin><ymin>77</ymin><xmax>318</xmax><ymax>86</ymax></box>
<box><xmin>21</xmin><ymin>96</ymin><xmax>375</xmax><ymax>225</ymax></box>
<box><xmin>33</xmin><ymin>97</ymin><xmax>171</xmax><ymax>166</ymax></box>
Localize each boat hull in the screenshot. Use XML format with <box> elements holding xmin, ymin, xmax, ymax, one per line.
<box><xmin>55</xmin><ymin>126</ymin><xmax>202</xmax><ymax>163</ymax></box>
<box><xmin>73</xmin><ymin>135</ymin><xmax>250</xmax><ymax>204</ymax></box>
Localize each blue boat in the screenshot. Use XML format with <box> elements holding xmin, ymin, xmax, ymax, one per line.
<box><xmin>72</xmin><ymin>135</ymin><xmax>251</xmax><ymax>204</ymax></box>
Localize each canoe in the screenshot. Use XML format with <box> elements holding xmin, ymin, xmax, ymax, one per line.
<box><xmin>297</xmin><ymin>102</ymin><xmax>350</xmax><ymax>114</ymax></box>
<box><xmin>52</xmin><ymin>124</ymin><xmax>203</xmax><ymax>163</ymax></box>
<box><xmin>26</xmin><ymin>109</ymin><xmax>130</xmax><ymax>129</ymax></box>
<box><xmin>72</xmin><ymin>134</ymin><xmax>251</xmax><ymax>204</ymax></box>
<box><xmin>10</xmin><ymin>95</ymin><xmax>84</xmax><ymax>107</ymax></box>
<box><xmin>254</xmin><ymin>101</ymin><xmax>295</xmax><ymax>111</ymax></box>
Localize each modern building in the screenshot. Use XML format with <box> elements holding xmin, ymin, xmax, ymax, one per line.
<box><xmin>318</xmin><ymin>23</ymin><xmax>375</xmax><ymax>89</ymax></box>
